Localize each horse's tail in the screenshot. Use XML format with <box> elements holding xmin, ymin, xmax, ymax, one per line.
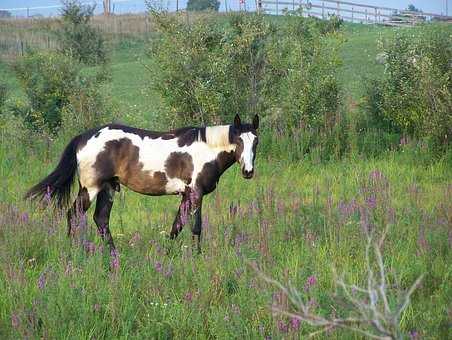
<box><xmin>25</xmin><ymin>136</ymin><xmax>80</xmax><ymax>209</ymax></box>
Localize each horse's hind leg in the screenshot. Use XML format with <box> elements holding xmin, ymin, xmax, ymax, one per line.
<box><xmin>93</xmin><ymin>182</ymin><xmax>116</xmax><ymax>252</ymax></box>
<box><xmin>67</xmin><ymin>186</ymin><xmax>93</xmax><ymax>237</ymax></box>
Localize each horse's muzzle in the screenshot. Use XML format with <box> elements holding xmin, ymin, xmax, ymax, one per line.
<box><xmin>242</xmin><ymin>169</ymin><xmax>254</xmax><ymax>179</ymax></box>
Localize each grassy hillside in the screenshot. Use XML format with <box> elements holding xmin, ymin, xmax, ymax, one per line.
<box><xmin>0</xmin><ymin>16</ymin><xmax>451</xmax><ymax>339</ymax></box>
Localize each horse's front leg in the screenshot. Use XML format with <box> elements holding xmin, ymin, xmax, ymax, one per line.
<box><xmin>170</xmin><ymin>188</ymin><xmax>202</xmax><ymax>250</ymax></box>
<box><xmin>191</xmin><ymin>197</ymin><xmax>203</xmax><ymax>253</ymax></box>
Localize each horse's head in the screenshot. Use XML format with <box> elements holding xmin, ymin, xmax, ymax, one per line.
<box><xmin>231</xmin><ymin>114</ymin><xmax>259</xmax><ymax>179</ymax></box>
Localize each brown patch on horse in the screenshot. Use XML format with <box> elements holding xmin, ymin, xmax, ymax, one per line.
<box><xmin>165</xmin><ymin>152</ymin><xmax>194</xmax><ymax>184</ymax></box>
<box><xmin>93</xmin><ymin>138</ymin><xmax>168</xmax><ymax>195</ymax></box>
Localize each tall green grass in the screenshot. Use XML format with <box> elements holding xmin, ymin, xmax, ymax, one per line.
<box><xmin>0</xmin><ymin>127</ymin><xmax>450</xmax><ymax>338</ymax></box>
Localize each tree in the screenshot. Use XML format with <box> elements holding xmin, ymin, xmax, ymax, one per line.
<box><xmin>407</xmin><ymin>4</ymin><xmax>421</xmax><ymax>12</ymax></box>
<box><xmin>58</xmin><ymin>0</ymin><xmax>108</xmax><ymax>65</ymax></box>
<box><xmin>0</xmin><ymin>10</ymin><xmax>12</xmax><ymax>18</ymax></box>
<box><xmin>186</xmin><ymin>0</ymin><xmax>220</xmax><ymax>11</ymax></box>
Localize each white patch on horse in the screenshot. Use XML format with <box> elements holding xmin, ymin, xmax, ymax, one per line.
<box><xmin>165</xmin><ymin>178</ymin><xmax>187</xmax><ymax>193</ymax></box>
<box><xmin>205</xmin><ymin>125</ymin><xmax>231</xmax><ymax>148</ymax></box>
<box><xmin>240</xmin><ymin>132</ymin><xmax>256</xmax><ymax>172</ymax></box>
<box><xmin>76</xmin><ymin>126</ymin><xmax>236</xmax><ymax>195</ymax></box>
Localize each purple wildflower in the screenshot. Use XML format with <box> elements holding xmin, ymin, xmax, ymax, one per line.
<box><xmin>37</xmin><ymin>272</ymin><xmax>46</xmax><ymax>290</ymax></box>
<box><xmin>409</xmin><ymin>330</ymin><xmax>420</xmax><ymax>340</ymax></box>
<box><xmin>277</xmin><ymin>319</ymin><xmax>288</xmax><ymax>333</ymax></box>
<box><xmin>179</xmin><ymin>198</ymin><xmax>190</xmax><ymax>228</ymax></box>
<box><xmin>202</xmin><ymin>215</ymin><xmax>209</xmax><ymax>230</ymax></box>
<box><xmin>11</xmin><ymin>312</ymin><xmax>20</xmax><ymax>329</ymax></box>
<box><xmin>304</xmin><ymin>275</ymin><xmax>317</xmax><ymax>292</ymax></box>
<box><xmin>110</xmin><ymin>249</ymin><xmax>120</xmax><ymax>271</ymax></box>
<box><xmin>359</xmin><ymin>205</ymin><xmax>371</xmax><ymax>235</ymax></box>
<box><xmin>83</xmin><ymin>240</ymin><xmax>96</xmax><ymax>255</ymax></box>
<box><xmin>417</xmin><ymin>226</ymin><xmax>429</xmax><ymax>254</ymax></box>
<box><xmin>164</xmin><ymin>265</ymin><xmax>173</xmax><ymax>278</ymax></box>
<box><xmin>290</xmin><ymin>317</ymin><xmax>301</xmax><ymax>331</ymax></box>
<box><xmin>155</xmin><ymin>261</ymin><xmax>163</xmax><ymax>273</ymax></box>
<box><xmin>307</xmin><ymin>298</ymin><xmax>318</xmax><ymax>310</ymax></box>
<box><xmin>20</xmin><ymin>212</ymin><xmax>29</xmax><ymax>224</ymax></box>
<box><xmin>338</xmin><ymin>199</ymin><xmax>357</xmax><ymax>220</ymax></box>
<box><xmin>79</xmin><ymin>212</ymin><xmax>87</xmax><ymax>231</ymax></box>
<box><xmin>365</xmin><ymin>195</ymin><xmax>377</xmax><ymax>209</ymax></box>
<box><xmin>184</xmin><ymin>291</ymin><xmax>193</xmax><ymax>303</ymax></box>
<box><xmin>369</xmin><ymin>170</ymin><xmax>383</xmax><ymax>181</ymax></box>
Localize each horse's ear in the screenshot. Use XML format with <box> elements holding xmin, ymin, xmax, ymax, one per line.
<box><xmin>252</xmin><ymin>114</ymin><xmax>259</xmax><ymax>130</ymax></box>
<box><xmin>234</xmin><ymin>114</ymin><xmax>241</xmax><ymax>128</ymax></box>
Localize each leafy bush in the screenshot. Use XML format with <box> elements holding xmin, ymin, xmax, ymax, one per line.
<box><xmin>148</xmin><ymin>12</ymin><xmax>343</xmax><ymax>159</ymax></box>
<box><xmin>187</xmin><ymin>0</ymin><xmax>220</xmax><ymax>11</ymax></box>
<box><xmin>262</xmin><ymin>15</ymin><xmax>343</xmax><ymax>158</ymax></box>
<box><xmin>363</xmin><ymin>25</ymin><xmax>451</xmax><ymax>150</ymax></box>
<box><xmin>13</xmin><ymin>51</ymin><xmax>115</xmax><ymax>135</ymax></box>
<box><xmin>14</xmin><ymin>52</ymin><xmax>79</xmax><ymax>133</ymax></box>
<box><xmin>57</xmin><ymin>0</ymin><xmax>108</xmax><ymax>65</ymax></box>
<box><xmin>61</xmin><ymin>69</ymin><xmax>117</xmax><ymax>134</ymax></box>
<box><xmin>148</xmin><ymin>12</ymin><xmax>276</xmax><ymax>125</ymax></box>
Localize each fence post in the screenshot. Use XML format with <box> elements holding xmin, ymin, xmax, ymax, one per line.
<box><xmin>276</xmin><ymin>0</ymin><xmax>279</xmax><ymax>15</ymax></box>
<box><xmin>322</xmin><ymin>1</ymin><xmax>325</xmax><ymax>19</ymax></box>
<box><xmin>374</xmin><ymin>8</ymin><xmax>377</xmax><ymax>23</ymax></box>
<box><xmin>365</xmin><ymin>9</ymin><xmax>368</xmax><ymax>23</ymax></box>
<box><xmin>337</xmin><ymin>1</ymin><xmax>339</xmax><ymax>16</ymax></box>
<box><xmin>351</xmin><ymin>6</ymin><xmax>354</xmax><ymax>22</ymax></box>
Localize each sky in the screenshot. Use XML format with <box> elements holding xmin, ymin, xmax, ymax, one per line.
<box><xmin>0</xmin><ymin>0</ymin><xmax>449</xmax><ymax>17</ymax></box>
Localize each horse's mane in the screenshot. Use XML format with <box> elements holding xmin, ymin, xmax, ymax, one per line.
<box><xmin>205</xmin><ymin>125</ymin><xmax>231</xmax><ymax>148</ymax></box>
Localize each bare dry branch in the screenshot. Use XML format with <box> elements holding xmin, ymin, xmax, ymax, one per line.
<box><xmin>251</xmin><ymin>234</ymin><xmax>424</xmax><ymax>340</ymax></box>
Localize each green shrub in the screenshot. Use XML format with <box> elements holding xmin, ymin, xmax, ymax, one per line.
<box><xmin>363</xmin><ymin>25</ymin><xmax>451</xmax><ymax>150</ymax></box>
<box><xmin>61</xmin><ymin>69</ymin><xmax>118</xmax><ymax>134</ymax></box>
<box><xmin>148</xmin><ymin>12</ymin><xmax>275</xmax><ymax>125</ymax></box>
<box><xmin>148</xmin><ymin>12</ymin><xmax>343</xmax><ymax>159</ymax></box>
<box><xmin>187</xmin><ymin>0</ymin><xmax>220</xmax><ymax>11</ymax></box>
<box><xmin>262</xmin><ymin>14</ymin><xmax>343</xmax><ymax>159</ymax></box>
<box><xmin>14</xmin><ymin>52</ymin><xmax>79</xmax><ymax>133</ymax></box>
<box><xmin>57</xmin><ymin>0</ymin><xmax>108</xmax><ymax>65</ymax></box>
<box><xmin>13</xmin><ymin>51</ymin><xmax>114</xmax><ymax>135</ymax></box>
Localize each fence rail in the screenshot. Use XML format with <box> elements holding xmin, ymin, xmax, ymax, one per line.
<box><xmin>259</xmin><ymin>0</ymin><xmax>452</xmax><ymax>26</ymax></box>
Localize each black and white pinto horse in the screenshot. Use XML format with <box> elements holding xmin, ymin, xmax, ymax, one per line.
<box><xmin>26</xmin><ymin>114</ymin><xmax>259</xmax><ymax>254</ymax></box>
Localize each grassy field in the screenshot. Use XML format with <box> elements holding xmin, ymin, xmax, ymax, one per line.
<box><xmin>0</xmin><ymin>16</ymin><xmax>451</xmax><ymax>339</ymax></box>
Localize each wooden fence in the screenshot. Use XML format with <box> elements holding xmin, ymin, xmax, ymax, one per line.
<box><xmin>258</xmin><ymin>0</ymin><xmax>452</xmax><ymax>26</ymax></box>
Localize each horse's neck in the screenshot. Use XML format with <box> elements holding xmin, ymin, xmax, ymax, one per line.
<box><xmin>215</xmin><ymin>150</ymin><xmax>236</xmax><ymax>176</ymax></box>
